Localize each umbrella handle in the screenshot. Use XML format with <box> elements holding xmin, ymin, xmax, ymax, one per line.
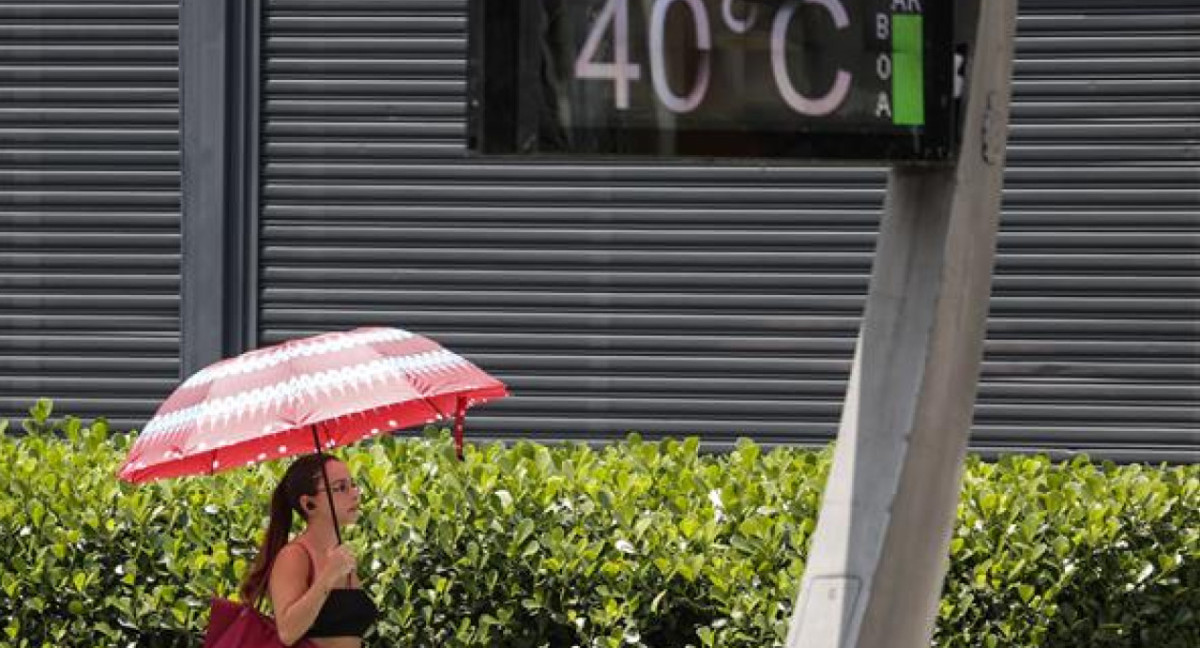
<box><xmin>311</xmin><ymin>424</ymin><xmax>351</xmax><ymax>588</ymax></box>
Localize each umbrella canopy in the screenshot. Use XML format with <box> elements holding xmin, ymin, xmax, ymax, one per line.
<box><xmin>118</xmin><ymin>326</ymin><xmax>507</xmax><ymax>483</ymax></box>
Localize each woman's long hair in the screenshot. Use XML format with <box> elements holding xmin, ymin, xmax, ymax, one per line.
<box><xmin>239</xmin><ymin>453</ymin><xmax>336</xmax><ymax>606</ymax></box>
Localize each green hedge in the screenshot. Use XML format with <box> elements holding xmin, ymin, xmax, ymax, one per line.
<box><xmin>0</xmin><ymin>401</ymin><xmax>1196</xmax><ymax>648</ymax></box>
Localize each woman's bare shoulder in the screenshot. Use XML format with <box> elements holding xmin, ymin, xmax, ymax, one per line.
<box><xmin>270</xmin><ymin>542</ymin><xmax>313</xmax><ymax>582</ymax></box>
<box><xmin>268</xmin><ymin>542</ymin><xmax>314</xmax><ymax>612</ymax></box>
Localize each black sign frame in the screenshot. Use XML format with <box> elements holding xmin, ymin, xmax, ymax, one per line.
<box><xmin>468</xmin><ymin>0</ymin><xmax>957</xmax><ymax>164</ymax></box>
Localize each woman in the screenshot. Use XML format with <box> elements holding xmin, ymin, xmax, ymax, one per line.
<box><xmin>239</xmin><ymin>453</ymin><xmax>379</xmax><ymax>647</ymax></box>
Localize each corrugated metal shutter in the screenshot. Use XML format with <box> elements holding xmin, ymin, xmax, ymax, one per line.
<box><xmin>259</xmin><ymin>0</ymin><xmax>1199</xmax><ymax>461</ymax></box>
<box><xmin>977</xmin><ymin>0</ymin><xmax>1199</xmax><ymax>462</ymax></box>
<box><xmin>0</xmin><ymin>0</ymin><xmax>180</xmax><ymax>431</ymax></box>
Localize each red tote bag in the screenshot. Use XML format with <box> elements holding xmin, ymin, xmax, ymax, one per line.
<box><xmin>203</xmin><ymin>597</ymin><xmax>317</xmax><ymax>648</ymax></box>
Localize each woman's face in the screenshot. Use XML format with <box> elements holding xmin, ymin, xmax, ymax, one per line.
<box><xmin>306</xmin><ymin>460</ymin><xmax>361</xmax><ymax>525</ymax></box>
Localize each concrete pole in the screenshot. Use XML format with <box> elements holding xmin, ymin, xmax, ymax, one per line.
<box><xmin>785</xmin><ymin>2</ymin><xmax>1017</xmax><ymax>647</ymax></box>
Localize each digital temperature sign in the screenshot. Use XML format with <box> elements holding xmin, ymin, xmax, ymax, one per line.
<box><xmin>469</xmin><ymin>0</ymin><xmax>955</xmax><ymax>162</ymax></box>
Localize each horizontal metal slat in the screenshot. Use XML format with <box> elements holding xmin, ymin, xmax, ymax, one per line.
<box><xmin>0</xmin><ymin>376</ymin><xmax>178</xmax><ymax>396</ymax></box>
<box><xmin>1016</xmin><ymin>35</ymin><xmax>1199</xmax><ymax>54</ymax></box>
<box><xmin>268</xmin><ymin>0</ymin><xmax>464</xmax><ymax>9</ymax></box>
<box><xmin>0</xmin><ymin>212</ymin><xmax>178</xmax><ymax>228</ymax></box>
<box><xmin>0</xmin><ymin>107</ymin><xmax>178</xmax><ymax>125</ymax></box>
<box><xmin>267</xmin><ymin>15</ymin><xmax>463</xmax><ymax>33</ymax></box>
<box><xmin>1013</xmin><ymin>99</ymin><xmax>1200</xmax><ymax>119</ymax></box>
<box><xmin>263</xmin><ymin>226</ymin><xmax>1197</xmax><ymax>252</ymax></box>
<box><xmin>266</xmin><ymin>99</ymin><xmax>461</xmax><ymax>118</ymax></box>
<box><xmin>463</xmin><ymin>416</ymin><xmax>836</xmax><ymax>439</ymax></box>
<box><xmin>265</xmin><ymin>161</ymin><xmax>1192</xmax><ymax>186</ymax></box>
<box><xmin>1002</xmin><ymin>210</ymin><xmax>1200</xmax><ymax>228</ymax></box>
<box><xmin>985</xmin><ymin>339</ymin><xmax>1199</xmax><ymax>361</ymax></box>
<box><xmin>0</xmin><ymin>397</ymin><xmax>172</xmax><ymax>423</ymax></box>
<box><xmin>1018</xmin><ymin>14</ymin><xmax>1200</xmax><ymax>32</ymax></box>
<box><xmin>482</xmin><ymin>396</ymin><xmax>1198</xmax><ymax>426</ymax></box>
<box><xmin>994</xmin><ymin>254</ymin><xmax>1199</xmax><ymax>273</ymax></box>
<box><xmin>0</xmin><ymin>170</ymin><xmax>179</xmax><ymax>187</ymax></box>
<box><xmin>264</xmin><ymin>226</ymin><xmax>877</xmax><ymax>248</ymax></box>
<box><xmin>266</xmin><ymin>142</ymin><xmax>1200</xmax><ymax>164</ymax></box>
<box><xmin>490</xmin><ymin>373</ymin><xmax>1200</xmax><ymax>404</ymax></box>
<box><xmin>1006</xmin><ymin>144</ymin><xmax>1198</xmax><ymax>163</ymax></box>
<box><xmin>0</xmin><ymin>148</ymin><xmax>177</xmax><ymax>165</ymax></box>
<box><xmin>259</xmin><ymin>310</ymin><xmax>1200</xmax><ymax>341</ymax></box>
<box><xmin>261</xmin><ymin>246</ymin><xmax>876</xmax><ymax>269</ymax></box>
<box><xmin>0</xmin><ymin>252</ymin><xmax>180</xmax><ymax>270</ymax></box>
<box><xmin>479</xmin><ymin>396</ymin><xmax>840</xmax><ymax>420</ymax></box>
<box><xmin>0</xmin><ymin>191</ymin><xmax>178</xmax><ymax>208</ymax></box>
<box><xmin>263</xmin><ymin>288</ymin><xmax>865</xmax><ymax>314</ymax></box>
<box><xmin>262</xmin><ymin>288</ymin><xmax>1199</xmax><ymax>319</ymax></box>
<box><xmin>0</xmin><ymin>127</ymin><xmax>177</xmax><ymax>145</ymax></box>
<box><xmin>1014</xmin><ymin>79</ymin><xmax>1199</xmax><ymax>98</ymax></box>
<box><xmin>265</xmin><ymin>78</ymin><xmax>463</xmax><ymax>97</ymax></box>
<box><xmin>0</xmin><ymin>333</ymin><xmax>178</xmax><ymax>354</ymax></box>
<box><xmin>261</xmin><ymin>203</ymin><xmax>882</xmax><ymax>226</ymax></box>
<box><xmin>985</xmin><ymin>318</ymin><xmax>1198</xmax><ymax>340</ymax></box>
<box><xmin>1006</xmin><ymin>167</ymin><xmax>1200</xmax><ymax>186</ymax></box>
<box><xmin>1010</xmin><ymin>122</ymin><xmax>1200</xmax><ymax>141</ymax></box>
<box><xmin>260</xmin><ymin>204</ymin><xmax>1196</xmax><ymax>228</ymax></box>
<box><xmin>262</xmin><ymin>183</ymin><xmax>887</xmax><ymax>204</ymax></box>
<box><xmin>263</xmin><ymin>161</ymin><xmax>882</xmax><ymax>183</ymax></box>
<box><xmin>455</xmin><ymin>419</ymin><xmax>1200</xmax><ymax>452</ymax></box>
<box><xmin>980</xmin><ymin>361</ymin><xmax>1198</xmax><ymax>382</ymax></box>
<box><xmin>260</xmin><ymin>267</ymin><xmax>1197</xmax><ymax>296</ymax></box>
<box><xmin>262</xmin><ymin>245</ymin><xmax>1200</xmax><ymax>273</ymax></box>
<box><xmin>1</xmin><ymin>295</ymin><xmax>179</xmax><ymax>311</ymax></box>
<box><xmin>1016</xmin><ymin>57</ymin><xmax>1200</xmax><ymax>77</ymax></box>
<box><xmin>264</xmin><ymin>141</ymin><xmax>462</xmax><ymax>159</ymax></box>
<box><xmin>0</xmin><ymin>25</ymin><xmax>178</xmax><ymax>41</ymax></box>
<box><xmin>0</xmin><ymin>44</ymin><xmax>176</xmax><ymax>62</ymax></box>
<box><xmin>261</xmin><ymin>267</ymin><xmax>874</xmax><ymax>291</ymax></box>
<box><xmin>267</xmin><ymin>58</ymin><xmax>467</xmax><ymax>76</ymax></box>
<box><xmin>0</xmin><ymin>87</ymin><xmax>177</xmax><ymax>103</ymax></box>
<box><xmin>971</xmin><ymin>425</ymin><xmax>1200</xmax><ymax>447</ymax></box>
<box><xmin>0</xmin><ymin>65</ymin><xmax>176</xmax><ymax>82</ymax></box>
<box><xmin>0</xmin><ymin>231</ymin><xmax>184</xmax><ymax>248</ymax></box>
<box><xmin>265</xmin><ymin>121</ymin><xmax>462</xmax><ymax>139</ymax></box>
<box><xmin>0</xmin><ymin>273</ymin><xmax>178</xmax><ymax>291</ymax></box>
<box><xmin>265</xmin><ymin>37</ymin><xmax>463</xmax><ymax>56</ymax></box>
<box><xmin>0</xmin><ymin>4</ymin><xmax>178</xmax><ymax>20</ymax></box>
<box><xmin>0</xmin><ymin>354</ymin><xmax>177</xmax><ymax>374</ymax></box>
<box><xmin>0</xmin><ymin>314</ymin><xmax>179</xmax><ymax>332</ymax></box>
<box><xmin>259</xmin><ymin>308</ymin><xmax>861</xmax><ymax>334</ymax></box>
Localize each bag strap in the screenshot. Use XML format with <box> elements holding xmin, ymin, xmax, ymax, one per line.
<box><xmin>295</xmin><ymin>540</ymin><xmax>317</xmax><ymax>588</ymax></box>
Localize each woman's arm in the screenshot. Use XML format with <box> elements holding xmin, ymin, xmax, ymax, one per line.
<box><xmin>267</xmin><ymin>544</ymin><xmax>330</xmax><ymax>646</ymax></box>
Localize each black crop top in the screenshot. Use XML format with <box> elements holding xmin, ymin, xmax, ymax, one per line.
<box><xmin>297</xmin><ymin>543</ymin><xmax>379</xmax><ymax>640</ymax></box>
<box><xmin>306</xmin><ymin>588</ymin><xmax>378</xmax><ymax>639</ymax></box>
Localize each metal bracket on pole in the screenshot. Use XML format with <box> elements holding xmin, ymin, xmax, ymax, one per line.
<box><xmin>785</xmin><ymin>2</ymin><xmax>1017</xmax><ymax>647</ymax></box>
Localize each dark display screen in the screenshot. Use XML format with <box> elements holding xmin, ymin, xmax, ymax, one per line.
<box><xmin>469</xmin><ymin>0</ymin><xmax>956</xmax><ymax>162</ymax></box>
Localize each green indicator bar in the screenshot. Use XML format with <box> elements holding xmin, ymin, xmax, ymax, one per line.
<box><xmin>892</xmin><ymin>14</ymin><xmax>925</xmax><ymax>126</ymax></box>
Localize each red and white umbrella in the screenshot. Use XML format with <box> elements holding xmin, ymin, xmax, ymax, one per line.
<box><xmin>118</xmin><ymin>326</ymin><xmax>507</xmax><ymax>484</ymax></box>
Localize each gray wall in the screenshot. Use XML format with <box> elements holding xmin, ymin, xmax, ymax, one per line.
<box><xmin>2</xmin><ymin>0</ymin><xmax>1197</xmax><ymax>462</ymax></box>
<box><xmin>0</xmin><ymin>0</ymin><xmax>181</xmax><ymax>428</ymax></box>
